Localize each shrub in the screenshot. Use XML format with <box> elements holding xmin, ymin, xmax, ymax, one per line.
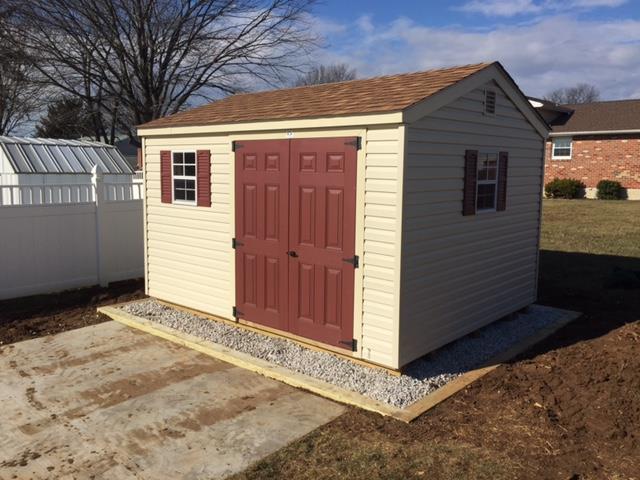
<box><xmin>544</xmin><ymin>178</ymin><xmax>585</xmax><ymax>199</ymax></box>
<box><xmin>596</xmin><ymin>180</ymin><xmax>625</xmax><ymax>200</ymax></box>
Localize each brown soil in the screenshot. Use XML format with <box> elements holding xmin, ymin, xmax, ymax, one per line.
<box><xmin>0</xmin><ymin>279</ymin><xmax>145</xmax><ymax>345</ymax></box>
<box><xmin>235</xmin><ymin>250</ymin><xmax>640</xmax><ymax>480</ymax></box>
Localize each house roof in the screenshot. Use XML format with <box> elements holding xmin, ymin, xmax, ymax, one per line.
<box><xmin>551</xmin><ymin>99</ymin><xmax>640</xmax><ymax>134</ymax></box>
<box><xmin>139</xmin><ymin>63</ymin><xmax>494</xmax><ymax>129</ymax></box>
<box><xmin>527</xmin><ymin>96</ymin><xmax>573</xmax><ymax>113</ymax></box>
<box><xmin>0</xmin><ymin>136</ymin><xmax>134</xmax><ymax>174</ymax></box>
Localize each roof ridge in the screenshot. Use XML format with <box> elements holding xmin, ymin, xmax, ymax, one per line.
<box><xmin>563</xmin><ymin>98</ymin><xmax>640</xmax><ymax>107</ymax></box>
<box><xmin>0</xmin><ymin>135</ymin><xmax>116</xmax><ymax>147</ymax></box>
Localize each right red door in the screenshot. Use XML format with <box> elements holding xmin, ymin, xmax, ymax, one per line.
<box><xmin>288</xmin><ymin>138</ymin><xmax>358</xmax><ymax>349</ymax></box>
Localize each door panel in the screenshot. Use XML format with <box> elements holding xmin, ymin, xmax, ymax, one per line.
<box><xmin>235</xmin><ymin>140</ymin><xmax>289</xmax><ymax>331</ymax></box>
<box><xmin>288</xmin><ymin>138</ymin><xmax>358</xmax><ymax>349</ymax></box>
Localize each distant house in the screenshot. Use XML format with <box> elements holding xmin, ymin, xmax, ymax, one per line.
<box><xmin>529</xmin><ymin>98</ymin><xmax>640</xmax><ymax>199</ymax></box>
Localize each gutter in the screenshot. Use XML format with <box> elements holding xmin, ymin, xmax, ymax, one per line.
<box><xmin>549</xmin><ymin>129</ymin><xmax>640</xmax><ymax>137</ymax></box>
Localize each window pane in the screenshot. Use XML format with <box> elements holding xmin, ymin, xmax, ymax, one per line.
<box><xmin>173</xmin><ymin>165</ymin><xmax>184</xmax><ymax>176</ymax></box>
<box><xmin>174</xmin><ymin>188</ymin><xmax>186</xmax><ymax>200</ymax></box>
<box><xmin>554</xmin><ymin>137</ymin><xmax>571</xmax><ymax>148</ymax></box>
<box><xmin>186</xmin><ymin>189</ymin><xmax>195</xmax><ymax>201</ymax></box>
<box><xmin>174</xmin><ymin>179</ymin><xmax>185</xmax><ymax>189</ymax></box>
<box><xmin>185</xmin><ymin>165</ymin><xmax>196</xmax><ymax>177</ymax></box>
<box><xmin>554</xmin><ymin>147</ymin><xmax>571</xmax><ymax>157</ymax></box>
<box><xmin>477</xmin><ymin>184</ymin><xmax>496</xmax><ymax>210</ymax></box>
<box><xmin>184</xmin><ymin>152</ymin><xmax>196</xmax><ymax>164</ymax></box>
<box><xmin>478</xmin><ymin>154</ymin><xmax>498</xmax><ymax>181</ymax></box>
<box><xmin>173</xmin><ymin>152</ymin><xmax>183</xmax><ymax>164</ymax></box>
<box><xmin>185</xmin><ymin>179</ymin><xmax>195</xmax><ymax>190</ymax></box>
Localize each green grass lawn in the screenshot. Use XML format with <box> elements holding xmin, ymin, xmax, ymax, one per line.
<box><xmin>233</xmin><ymin>199</ymin><xmax>640</xmax><ymax>480</ymax></box>
<box><xmin>540</xmin><ymin>199</ymin><xmax>640</xmax><ymax>257</ymax></box>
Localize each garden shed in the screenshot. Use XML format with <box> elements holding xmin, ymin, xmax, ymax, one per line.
<box><xmin>0</xmin><ymin>136</ymin><xmax>134</xmax><ymax>183</ymax></box>
<box><xmin>137</xmin><ymin>62</ymin><xmax>549</xmax><ymax>370</ymax></box>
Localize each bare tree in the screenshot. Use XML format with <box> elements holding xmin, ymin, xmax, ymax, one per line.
<box><xmin>294</xmin><ymin>63</ymin><xmax>356</xmax><ymax>86</ymax></box>
<box><xmin>0</xmin><ymin>8</ymin><xmax>41</xmax><ymax>135</ymax></box>
<box><xmin>545</xmin><ymin>83</ymin><xmax>601</xmax><ymax>104</ymax></box>
<box><xmin>6</xmin><ymin>0</ymin><xmax>316</xmax><ymax>144</ymax></box>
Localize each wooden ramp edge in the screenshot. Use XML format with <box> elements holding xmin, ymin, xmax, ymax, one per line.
<box><xmin>98</xmin><ymin>305</ymin><xmax>581</xmax><ymax>423</ymax></box>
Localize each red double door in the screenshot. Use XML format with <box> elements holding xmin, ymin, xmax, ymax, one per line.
<box><xmin>234</xmin><ymin>137</ymin><xmax>358</xmax><ymax>350</ymax></box>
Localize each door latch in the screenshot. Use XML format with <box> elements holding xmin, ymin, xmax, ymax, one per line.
<box><xmin>287</xmin><ymin>251</ymin><xmax>299</xmax><ymax>258</ymax></box>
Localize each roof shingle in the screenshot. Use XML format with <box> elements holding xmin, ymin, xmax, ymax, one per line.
<box><xmin>139</xmin><ymin>63</ymin><xmax>493</xmax><ymax>129</ymax></box>
<box><xmin>551</xmin><ymin>99</ymin><xmax>640</xmax><ymax>133</ymax></box>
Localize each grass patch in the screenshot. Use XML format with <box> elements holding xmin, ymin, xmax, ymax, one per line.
<box><xmin>540</xmin><ymin>199</ymin><xmax>640</xmax><ymax>257</ymax></box>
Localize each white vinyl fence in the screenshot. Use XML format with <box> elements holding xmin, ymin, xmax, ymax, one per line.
<box><xmin>0</xmin><ymin>169</ymin><xmax>144</xmax><ymax>300</ymax></box>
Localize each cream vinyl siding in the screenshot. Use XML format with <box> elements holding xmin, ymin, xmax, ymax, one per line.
<box><xmin>398</xmin><ymin>81</ymin><xmax>544</xmax><ymax>366</ymax></box>
<box><xmin>144</xmin><ymin>134</ymin><xmax>232</xmax><ymax>317</ymax></box>
<box><xmin>361</xmin><ymin>126</ymin><xmax>402</xmax><ymax>367</ymax></box>
<box><xmin>143</xmin><ymin>125</ymin><xmax>402</xmax><ymax>368</ymax></box>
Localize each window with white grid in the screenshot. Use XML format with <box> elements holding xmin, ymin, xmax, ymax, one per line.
<box><xmin>172</xmin><ymin>151</ymin><xmax>196</xmax><ymax>203</ymax></box>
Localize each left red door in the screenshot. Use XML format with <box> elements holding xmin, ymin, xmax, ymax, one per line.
<box><xmin>234</xmin><ymin>140</ymin><xmax>290</xmax><ymax>331</ymax></box>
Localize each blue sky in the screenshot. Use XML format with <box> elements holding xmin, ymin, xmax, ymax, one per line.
<box><xmin>307</xmin><ymin>0</ymin><xmax>640</xmax><ymax>99</ymax></box>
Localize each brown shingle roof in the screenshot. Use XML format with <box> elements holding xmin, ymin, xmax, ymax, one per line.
<box><xmin>552</xmin><ymin>99</ymin><xmax>640</xmax><ymax>133</ymax></box>
<box><xmin>140</xmin><ymin>63</ymin><xmax>493</xmax><ymax>129</ymax></box>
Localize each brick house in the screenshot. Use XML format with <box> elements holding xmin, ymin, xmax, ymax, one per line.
<box><xmin>529</xmin><ymin>98</ymin><xmax>640</xmax><ymax>199</ymax></box>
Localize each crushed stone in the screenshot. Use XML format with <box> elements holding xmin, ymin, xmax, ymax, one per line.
<box><xmin>120</xmin><ymin>299</ymin><xmax>568</xmax><ymax>408</ymax></box>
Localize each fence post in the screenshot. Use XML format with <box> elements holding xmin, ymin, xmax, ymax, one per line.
<box><xmin>92</xmin><ymin>165</ymin><xmax>109</xmax><ymax>287</ymax></box>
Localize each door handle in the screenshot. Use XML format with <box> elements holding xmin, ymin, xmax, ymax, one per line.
<box><xmin>287</xmin><ymin>251</ymin><xmax>298</xmax><ymax>258</ymax></box>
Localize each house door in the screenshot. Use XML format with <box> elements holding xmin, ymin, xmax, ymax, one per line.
<box><xmin>234</xmin><ymin>137</ymin><xmax>358</xmax><ymax>350</ymax></box>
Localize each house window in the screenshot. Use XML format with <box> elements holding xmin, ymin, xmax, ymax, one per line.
<box><xmin>552</xmin><ymin>137</ymin><xmax>572</xmax><ymax>160</ymax></box>
<box><xmin>172</xmin><ymin>151</ymin><xmax>196</xmax><ymax>203</ymax></box>
<box><xmin>476</xmin><ymin>153</ymin><xmax>498</xmax><ymax>211</ymax></box>
<box><xmin>484</xmin><ymin>89</ymin><xmax>496</xmax><ymax>115</ymax></box>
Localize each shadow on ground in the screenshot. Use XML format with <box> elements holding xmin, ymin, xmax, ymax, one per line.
<box><xmin>518</xmin><ymin>249</ymin><xmax>640</xmax><ymax>361</ymax></box>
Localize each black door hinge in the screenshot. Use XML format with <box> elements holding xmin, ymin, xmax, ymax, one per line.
<box><xmin>345</xmin><ymin>137</ymin><xmax>361</xmax><ymax>150</ymax></box>
<box><xmin>339</xmin><ymin>339</ymin><xmax>358</xmax><ymax>351</ymax></box>
<box><xmin>232</xmin><ymin>238</ymin><xmax>243</xmax><ymax>249</ymax></box>
<box><xmin>343</xmin><ymin>255</ymin><xmax>359</xmax><ymax>268</ymax></box>
<box><xmin>232</xmin><ymin>306</ymin><xmax>242</xmax><ymax>318</ymax></box>
<box><xmin>232</xmin><ymin>141</ymin><xmax>243</xmax><ymax>152</ymax></box>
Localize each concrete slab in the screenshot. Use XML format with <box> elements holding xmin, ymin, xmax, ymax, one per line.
<box><xmin>0</xmin><ymin>322</ymin><xmax>345</xmax><ymax>479</ymax></box>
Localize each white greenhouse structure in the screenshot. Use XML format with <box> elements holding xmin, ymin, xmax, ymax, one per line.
<box><xmin>0</xmin><ymin>136</ymin><xmax>138</xmax><ymax>205</ymax></box>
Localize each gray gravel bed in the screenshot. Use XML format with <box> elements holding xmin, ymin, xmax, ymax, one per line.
<box><xmin>120</xmin><ymin>300</ymin><xmax>569</xmax><ymax>409</ymax></box>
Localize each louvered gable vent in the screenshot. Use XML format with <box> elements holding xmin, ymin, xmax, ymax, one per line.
<box><xmin>484</xmin><ymin>89</ymin><xmax>496</xmax><ymax>115</ymax></box>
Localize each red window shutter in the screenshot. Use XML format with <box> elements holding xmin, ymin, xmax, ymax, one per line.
<box><xmin>160</xmin><ymin>150</ymin><xmax>172</xmax><ymax>204</ymax></box>
<box><xmin>196</xmin><ymin>149</ymin><xmax>211</xmax><ymax>207</ymax></box>
<box><xmin>463</xmin><ymin>149</ymin><xmax>478</xmax><ymax>216</ymax></box>
<box><xmin>497</xmin><ymin>151</ymin><xmax>509</xmax><ymax>211</ymax></box>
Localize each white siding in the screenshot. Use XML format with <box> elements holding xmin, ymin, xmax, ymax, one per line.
<box><xmin>143</xmin><ymin>126</ymin><xmax>403</xmax><ymax>368</ymax></box>
<box><xmin>399</xmin><ymin>81</ymin><xmax>545</xmax><ymax>366</ymax></box>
